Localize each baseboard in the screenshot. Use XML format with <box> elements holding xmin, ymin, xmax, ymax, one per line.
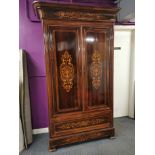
<box><xmin>33</xmin><ymin>127</ymin><xmax>49</xmax><ymax>134</ymax></box>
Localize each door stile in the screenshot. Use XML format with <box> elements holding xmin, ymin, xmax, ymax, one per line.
<box><xmin>82</xmin><ymin>26</ymin><xmax>89</xmax><ymax>111</ymax></box>
<box><xmin>43</xmin><ymin>21</ymin><xmax>55</xmax><ymax>137</ymax></box>
<box><xmin>105</xmin><ymin>30</ymin><xmax>110</xmax><ymax>109</ymax></box>
<box><xmin>76</xmin><ymin>28</ymin><xmax>82</xmax><ymax>112</ymax></box>
<box><xmin>109</xmin><ymin>27</ymin><xmax>114</xmax><ymax>127</ymax></box>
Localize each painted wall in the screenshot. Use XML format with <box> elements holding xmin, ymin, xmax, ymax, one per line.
<box><xmin>19</xmin><ymin>0</ymin><xmax>117</xmax><ymax>129</ymax></box>
<box><xmin>19</xmin><ymin>0</ymin><xmax>48</xmax><ymax>129</ymax></box>
<box><xmin>114</xmin><ymin>29</ymin><xmax>131</xmax><ymax>117</ymax></box>
<box><xmin>117</xmin><ymin>0</ymin><xmax>135</xmax><ymax>22</ymax></box>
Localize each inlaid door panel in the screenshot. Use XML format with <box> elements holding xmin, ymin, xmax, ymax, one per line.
<box><xmin>83</xmin><ymin>26</ymin><xmax>111</xmax><ymax>109</ymax></box>
<box><xmin>48</xmin><ymin>26</ymin><xmax>82</xmax><ymax>114</ymax></box>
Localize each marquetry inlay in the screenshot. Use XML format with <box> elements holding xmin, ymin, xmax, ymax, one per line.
<box><xmin>55</xmin><ymin>117</ymin><xmax>107</xmax><ymax>131</ymax></box>
<box><xmin>90</xmin><ymin>51</ymin><xmax>102</xmax><ymax>89</ymax></box>
<box><xmin>54</xmin><ymin>11</ymin><xmax>106</xmax><ymax>20</ymax></box>
<box><xmin>60</xmin><ymin>50</ymin><xmax>74</xmax><ymax>92</ymax></box>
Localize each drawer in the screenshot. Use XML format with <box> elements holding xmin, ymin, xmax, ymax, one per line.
<box><xmin>51</xmin><ymin>112</ymin><xmax>111</xmax><ymax>137</ymax></box>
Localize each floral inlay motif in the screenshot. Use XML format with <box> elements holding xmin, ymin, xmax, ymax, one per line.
<box><xmin>56</xmin><ymin>117</ymin><xmax>107</xmax><ymax>131</ymax></box>
<box><xmin>90</xmin><ymin>51</ymin><xmax>102</xmax><ymax>89</ymax></box>
<box><xmin>60</xmin><ymin>50</ymin><xmax>74</xmax><ymax>92</ymax></box>
<box><xmin>54</xmin><ymin>11</ymin><xmax>103</xmax><ymax>20</ymax></box>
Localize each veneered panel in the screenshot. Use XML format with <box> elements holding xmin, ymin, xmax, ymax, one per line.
<box><xmin>49</xmin><ymin>27</ymin><xmax>82</xmax><ymax>114</ymax></box>
<box><xmin>55</xmin><ymin>31</ymin><xmax>78</xmax><ymax>110</ymax></box>
<box><xmin>84</xmin><ymin>28</ymin><xmax>109</xmax><ymax>108</ymax></box>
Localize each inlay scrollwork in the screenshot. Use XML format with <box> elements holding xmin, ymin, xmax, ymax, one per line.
<box><xmin>90</xmin><ymin>51</ymin><xmax>102</xmax><ymax>89</ymax></box>
<box><xmin>55</xmin><ymin>117</ymin><xmax>107</xmax><ymax>131</ymax></box>
<box><xmin>54</xmin><ymin>11</ymin><xmax>106</xmax><ymax>20</ymax></box>
<box><xmin>60</xmin><ymin>50</ymin><xmax>74</xmax><ymax>92</ymax></box>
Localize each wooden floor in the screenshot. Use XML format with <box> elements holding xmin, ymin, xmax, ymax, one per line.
<box><xmin>20</xmin><ymin>117</ymin><xmax>135</xmax><ymax>155</ymax></box>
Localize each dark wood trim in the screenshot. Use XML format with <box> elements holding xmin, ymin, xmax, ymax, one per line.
<box><xmin>33</xmin><ymin>1</ymin><xmax>120</xmax><ymax>22</ymax></box>
<box><xmin>49</xmin><ymin>127</ymin><xmax>114</xmax><ymax>151</ymax></box>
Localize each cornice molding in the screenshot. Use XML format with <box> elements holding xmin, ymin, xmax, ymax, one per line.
<box><xmin>33</xmin><ymin>1</ymin><xmax>120</xmax><ymax>22</ymax></box>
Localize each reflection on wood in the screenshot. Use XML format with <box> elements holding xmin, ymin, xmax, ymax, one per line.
<box><xmin>60</xmin><ymin>50</ymin><xmax>74</xmax><ymax>92</ymax></box>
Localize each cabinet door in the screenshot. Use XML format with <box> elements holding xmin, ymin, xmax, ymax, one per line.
<box><xmin>48</xmin><ymin>26</ymin><xmax>82</xmax><ymax>115</ymax></box>
<box><xmin>83</xmin><ymin>26</ymin><xmax>113</xmax><ymax>110</ymax></box>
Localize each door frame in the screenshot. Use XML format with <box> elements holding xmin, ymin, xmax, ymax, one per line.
<box><xmin>114</xmin><ymin>25</ymin><xmax>135</xmax><ymax>118</ymax></box>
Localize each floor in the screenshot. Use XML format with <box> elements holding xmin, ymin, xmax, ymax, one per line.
<box><xmin>20</xmin><ymin>117</ymin><xmax>135</xmax><ymax>155</ymax></box>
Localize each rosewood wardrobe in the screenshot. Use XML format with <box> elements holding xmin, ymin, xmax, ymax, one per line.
<box><xmin>33</xmin><ymin>1</ymin><xmax>119</xmax><ymax>151</ymax></box>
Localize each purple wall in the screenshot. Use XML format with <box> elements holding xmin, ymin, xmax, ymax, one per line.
<box><xmin>19</xmin><ymin>0</ymin><xmax>117</xmax><ymax>129</ymax></box>
<box><xmin>19</xmin><ymin>0</ymin><xmax>48</xmax><ymax>129</ymax></box>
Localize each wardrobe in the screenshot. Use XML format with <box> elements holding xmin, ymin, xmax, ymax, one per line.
<box><xmin>33</xmin><ymin>1</ymin><xmax>119</xmax><ymax>151</ymax></box>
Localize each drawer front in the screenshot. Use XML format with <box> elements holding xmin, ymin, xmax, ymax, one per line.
<box><xmin>52</xmin><ymin>112</ymin><xmax>111</xmax><ymax>137</ymax></box>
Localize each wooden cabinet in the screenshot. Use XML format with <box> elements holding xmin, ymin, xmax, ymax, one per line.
<box><xmin>33</xmin><ymin>2</ymin><xmax>119</xmax><ymax>151</ymax></box>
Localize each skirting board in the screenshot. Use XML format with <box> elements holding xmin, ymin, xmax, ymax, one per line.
<box><xmin>33</xmin><ymin>127</ymin><xmax>49</xmax><ymax>134</ymax></box>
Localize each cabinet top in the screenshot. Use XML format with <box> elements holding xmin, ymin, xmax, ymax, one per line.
<box><xmin>33</xmin><ymin>1</ymin><xmax>120</xmax><ymax>22</ymax></box>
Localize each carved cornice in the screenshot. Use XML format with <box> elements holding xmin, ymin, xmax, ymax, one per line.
<box><xmin>33</xmin><ymin>1</ymin><xmax>120</xmax><ymax>22</ymax></box>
